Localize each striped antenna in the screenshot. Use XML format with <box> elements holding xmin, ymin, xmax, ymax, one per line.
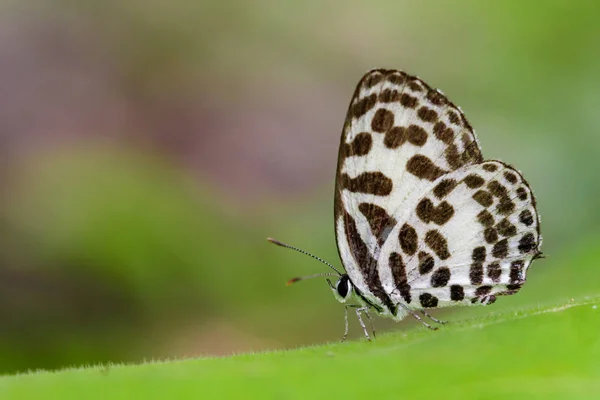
<box><xmin>286</xmin><ymin>272</ymin><xmax>339</xmax><ymax>286</ymax></box>
<box><xmin>266</xmin><ymin>237</ymin><xmax>343</xmax><ymax>278</ymax></box>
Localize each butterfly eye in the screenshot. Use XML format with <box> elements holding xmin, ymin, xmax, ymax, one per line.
<box><xmin>336</xmin><ymin>275</ymin><xmax>350</xmax><ymax>299</ymax></box>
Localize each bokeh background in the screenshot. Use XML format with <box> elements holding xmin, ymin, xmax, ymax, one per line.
<box><xmin>0</xmin><ymin>0</ymin><xmax>598</xmax><ymax>374</ymax></box>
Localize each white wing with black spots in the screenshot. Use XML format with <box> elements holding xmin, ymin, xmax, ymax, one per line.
<box><xmin>334</xmin><ymin>69</ymin><xmax>484</xmax><ymax>314</ymax></box>
<box><xmin>333</xmin><ymin>69</ymin><xmax>542</xmax><ymax>322</ymax></box>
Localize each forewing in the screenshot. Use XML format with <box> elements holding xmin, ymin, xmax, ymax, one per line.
<box><xmin>377</xmin><ymin>160</ymin><xmax>542</xmax><ymax>309</ymax></box>
<box><xmin>334</xmin><ymin>69</ymin><xmax>483</xmax><ymax>311</ymax></box>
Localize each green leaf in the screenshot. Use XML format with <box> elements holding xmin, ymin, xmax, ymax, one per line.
<box><xmin>1</xmin><ymin>296</ymin><xmax>599</xmax><ymax>399</ymax></box>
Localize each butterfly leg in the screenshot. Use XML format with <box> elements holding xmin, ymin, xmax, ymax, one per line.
<box><xmin>420</xmin><ymin>310</ymin><xmax>448</xmax><ymax>325</ymax></box>
<box><xmin>342</xmin><ymin>305</ymin><xmax>351</xmax><ymax>342</ymax></box>
<box><xmin>342</xmin><ymin>305</ymin><xmax>373</xmax><ymax>341</ymax></box>
<box><xmin>397</xmin><ymin>302</ymin><xmax>438</xmax><ymax>330</ymax></box>
<box><xmin>354</xmin><ymin>307</ymin><xmax>372</xmax><ymax>341</ymax></box>
<box><xmin>363</xmin><ymin>308</ymin><xmax>376</xmax><ymax>339</ymax></box>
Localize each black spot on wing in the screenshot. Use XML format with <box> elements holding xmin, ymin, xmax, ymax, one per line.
<box><xmin>510</xmin><ymin>260</ymin><xmax>525</xmax><ymax>284</ymax></box>
<box><xmin>431</xmin><ymin>267</ymin><xmax>451</xmax><ymax>287</ymax></box>
<box><xmin>344</xmin><ymin>132</ymin><xmax>372</xmax><ymax>157</ymax></box>
<box><xmin>341</xmin><ymin>172</ymin><xmax>393</xmax><ymax>196</ymax></box>
<box><xmin>416</xmin><ymin>198</ymin><xmax>455</xmax><ymax>225</ymax></box>
<box><xmin>418</xmin><ymin>252</ymin><xmax>435</xmax><ymax>275</ymax></box>
<box><xmin>406</xmin><ymin>155</ymin><xmax>447</xmax><ymax>181</ymax></box>
<box><xmin>450</xmin><ymin>285</ymin><xmax>465</xmax><ymax>301</ymax></box>
<box><xmin>470</xmin><ymin>263</ymin><xmax>484</xmax><ymax>285</ymax></box>
<box><xmin>425</xmin><ymin>230</ymin><xmax>450</xmax><ymax>260</ymax></box>
<box><xmin>473</xmin><ymin>190</ymin><xmax>493</xmax><ymax>207</ymax></box>
<box><xmin>358</xmin><ymin>203</ymin><xmax>397</xmax><ymax>247</ymax></box>
<box><xmin>504</xmin><ymin>171</ymin><xmax>518</xmax><ymax>184</ymax></box>
<box><xmin>389</xmin><ymin>252</ymin><xmax>411</xmax><ymax>303</ymax></box>
<box><xmin>472</xmin><ymin>247</ymin><xmax>486</xmax><ymax>262</ymax></box>
<box><xmin>433</xmin><ymin>121</ymin><xmax>454</xmax><ymax>144</ymax></box>
<box><xmin>363</xmin><ymin>73</ymin><xmax>384</xmax><ymax>88</ymax></box>
<box><xmin>406</xmin><ymin>125</ymin><xmax>428</xmax><ymax>146</ymax></box>
<box><xmin>351</xmin><ymin>94</ymin><xmax>377</xmax><ymax>119</ymax></box>
<box><xmin>492</xmin><ymin>239</ymin><xmax>509</xmax><ymax>259</ymax></box>
<box><xmin>484</xmin><ymin>228</ymin><xmax>498</xmax><ymax>244</ymax></box>
<box><xmin>433</xmin><ymin>179</ymin><xmax>458</xmax><ymax>199</ymax></box>
<box><xmin>384</xmin><ymin>127</ymin><xmax>406</xmax><ymax>148</ymax></box>
<box><xmin>417</xmin><ymin>107</ymin><xmax>438</xmax><ymax>123</ymax></box>
<box><xmin>371</xmin><ymin>109</ymin><xmax>395</xmax><ymax>133</ymax></box>
<box><xmin>419</xmin><ymin>293</ymin><xmax>439</xmax><ymax>308</ymax></box>
<box><xmin>398</xmin><ymin>223</ymin><xmax>418</xmax><ymax>256</ymax></box>
<box><xmin>400</xmin><ymin>93</ymin><xmax>418</xmax><ymax>108</ymax></box>
<box><xmin>518</xmin><ymin>233</ymin><xmax>537</xmax><ymax>253</ymax></box>
<box><xmin>379</xmin><ymin>89</ymin><xmax>401</xmax><ymax>102</ymax></box>
<box><xmin>516</xmin><ymin>187</ymin><xmax>528</xmax><ymax>201</ymax></box>
<box><xmin>477</xmin><ymin>210</ymin><xmax>495</xmax><ymax>227</ymax></box>
<box><xmin>464</xmin><ymin>174</ymin><xmax>485</xmax><ymax>188</ymax></box>
<box><xmin>482</xmin><ymin>163</ymin><xmax>498</xmax><ymax>172</ymax></box>
<box><xmin>496</xmin><ymin>219</ymin><xmax>517</xmax><ymax>237</ymax></box>
<box><xmin>519</xmin><ymin>210</ymin><xmax>534</xmax><ymax>226</ymax></box>
<box><xmin>487</xmin><ymin>262</ymin><xmax>501</xmax><ymax>283</ymax></box>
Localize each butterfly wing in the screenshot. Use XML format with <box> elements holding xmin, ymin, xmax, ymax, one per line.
<box><xmin>376</xmin><ymin>160</ymin><xmax>541</xmax><ymax>310</ymax></box>
<box><xmin>334</xmin><ymin>69</ymin><xmax>484</xmax><ymax>314</ymax></box>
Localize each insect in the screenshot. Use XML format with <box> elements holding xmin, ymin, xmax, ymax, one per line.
<box><xmin>268</xmin><ymin>69</ymin><xmax>542</xmax><ymax>341</ymax></box>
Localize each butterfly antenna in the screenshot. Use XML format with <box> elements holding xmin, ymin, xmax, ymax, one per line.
<box><xmin>266</xmin><ymin>237</ymin><xmax>344</xmax><ymax>280</ymax></box>
<box><xmin>286</xmin><ymin>272</ymin><xmax>340</xmax><ymax>286</ymax></box>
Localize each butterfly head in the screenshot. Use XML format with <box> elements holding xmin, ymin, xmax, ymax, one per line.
<box><xmin>329</xmin><ymin>274</ymin><xmax>353</xmax><ymax>303</ymax></box>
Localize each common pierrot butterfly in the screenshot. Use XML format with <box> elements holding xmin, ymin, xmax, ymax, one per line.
<box><xmin>268</xmin><ymin>69</ymin><xmax>542</xmax><ymax>341</ymax></box>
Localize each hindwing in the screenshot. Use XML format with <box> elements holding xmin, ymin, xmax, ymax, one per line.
<box><xmin>376</xmin><ymin>161</ymin><xmax>541</xmax><ymax>309</ymax></box>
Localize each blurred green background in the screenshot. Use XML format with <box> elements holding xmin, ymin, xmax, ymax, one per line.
<box><xmin>0</xmin><ymin>0</ymin><xmax>598</xmax><ymax>375</ymax></box>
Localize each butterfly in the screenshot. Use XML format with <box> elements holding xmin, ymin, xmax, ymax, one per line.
<box><xmin>268</xmin><ymin>69</ymin><xmax>542</xmax><ymax>341</ymax></box>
